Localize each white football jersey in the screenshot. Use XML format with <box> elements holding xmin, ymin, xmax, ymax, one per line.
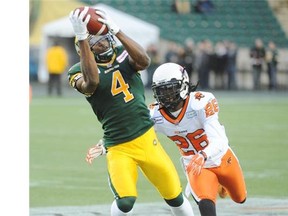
<box><xmin>150</xmin><ymin>91</ymin><xmax>229</xmax><ymax>168</ymax></box>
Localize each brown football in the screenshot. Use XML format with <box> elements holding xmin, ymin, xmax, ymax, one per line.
<box><xmin>76</xmin><ymin>7</ymin><xmax>109</xmax><ymax>35</ymax></box>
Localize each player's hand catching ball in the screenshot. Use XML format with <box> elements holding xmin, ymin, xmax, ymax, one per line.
<box><xmin>69</xmin><ymin>6</ymin><xmax>90</xmax><ymax>41</ymax></box>
<box><xmin>186</xmin><ymin>151</ymin><xmax>207</xmax><ymax>175</ymax></box>
<box><xmin>86</xmin><ymin>139</ymin><xmax>107</xmax><ymax>164</ymax></box>
<box><xmin>96</xmin><ymin>10</ymin><xmax>120</xmax><ymax>35</ymax></box>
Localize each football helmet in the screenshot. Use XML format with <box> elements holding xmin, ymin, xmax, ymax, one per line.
<box><xmin>74</xmin><ymin>33</ymin><xmax>115</xmax><ymax>62</ymax></box>
<box><xmin>152</xmin><ymin>63</ymin><xmax>190</xmax><ymax>111</ymax></box>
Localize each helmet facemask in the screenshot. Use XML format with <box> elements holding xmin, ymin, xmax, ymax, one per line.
<box><xmin>75</xmin><ymin>33</ymin><xmax>115</xmax><ymax>62</ymax></box>
<box><xmin>152</xmin><ymin>78</ymin><xmax>186</xmax><ymax>112</ymax></box>
<box><xmin>88</xmin><ymin>34</ymin><xmax>115</xmax><ymax>62</ymax></box>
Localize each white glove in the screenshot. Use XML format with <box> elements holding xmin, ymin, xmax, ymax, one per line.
<box><xmin>85</xmin><ymin>139</ymin><xmax>107</xmax><ymax>164</ymax></box>
<box><xmin>186</xmin><ymin>152</ymin><xmax>207</xmax><ymax>175</ymax></box>
<box><xmin>69</xmin><ymin>6</ymin><xmax>90</xmax><ymax>41</ymax></box>
<box><xmin>96</xmin><ymin>10</ymin><xmax>120</xmax><ymax>35</ymax></box>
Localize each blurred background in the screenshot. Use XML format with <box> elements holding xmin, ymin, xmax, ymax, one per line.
<box><xmin>29</xmin><ymin>0</ymin><xmax>288</xmax><ymax>214</ymax></box>
<box><xmin>30</xmin><ymin>0</ymin><xmax>288</xmax><ymax>92</ymax></box>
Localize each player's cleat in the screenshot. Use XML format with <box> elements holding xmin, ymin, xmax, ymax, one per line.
<box><xmin>218</xmin><ymin>185</ymin><xmax>228</xmax><ymax>198</ymax></box>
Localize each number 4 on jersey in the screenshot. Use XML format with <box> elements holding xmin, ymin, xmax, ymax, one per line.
<box><xmin>111</xmin><ymin>70</ymin><xmax>134</xmax><ymax>103</ymax></box>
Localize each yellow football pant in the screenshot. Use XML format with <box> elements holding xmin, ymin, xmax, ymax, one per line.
<box><xmin>106</xmin><ymin>127</ymin><xmax>182</xmax><ymax>200</ymax></box>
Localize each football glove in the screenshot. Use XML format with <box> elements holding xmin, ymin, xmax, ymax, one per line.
<box><xmin>85</xmin><ymin>139</ymin><xmax>107</xmax><ymax>165</ymax></box>
<box><xmin>69</xmin><ymin>6</ymin><xmax>90</xmax><ymax>41</ymax></box>
<box><xmin>96</xmin><ymin>10</ymin><xmax>120</xmax><ymax>35</ymax></box>
<box><xmin>186</xmin><ymin>152</ymin><xmax>207</xmax><ymax>175</ymax></box>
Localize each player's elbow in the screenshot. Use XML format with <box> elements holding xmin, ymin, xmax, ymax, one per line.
<box><xmin>85</xmin><ymin>80</ymin><xmax>99</xmax><ymax>93</ymax></box>
<box><xmin>139</xmin><ymin>55</ymin><xmax>151</xmax><ymax>70</ymax></box>
<box><xmin>144</xmin><ymin>55</ymin><xmax>151</xmax><ymax>68</ymax></box>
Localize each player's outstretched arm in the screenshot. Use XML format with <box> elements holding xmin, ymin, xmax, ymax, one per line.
<box><xmin>69</xmin><ymin>7</ymin><xmax>100</xmax><ymax>94</ymax></box>
<box><xmin>116</xmin><ymin>31</ymin><xmax>151</xmax><ymax>71</ymax></box>
<box><xmin>97</xmin><ymin>10</ymin><xmax>150</xmax><ymax>71</ymax></box>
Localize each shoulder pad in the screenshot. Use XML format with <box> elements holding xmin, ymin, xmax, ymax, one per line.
<box><xmin>67</xmin><ymin>62</ymin><xmax>82</xmax><ymax>89</ymax></box>
<box><xmin>190</xmin><ymin>91</ymin><xmax>215</xmax><ymax>110</ymax></box>
<box><xmin>67</xmin><ymin>62</ymin><xmax>81</xmax><ymax>78</ymax></box>
<box><xmin>115</xmin><ymin>46</ymin><xmax>129</xmax><ymax>63</ymax></box>
<box><xmin>115</xmin><ymin>45</ymin><xmax>124</xmax><ymax>54</ymax></box>
<box><xmin>148</xmin><ymin>102</ymin><xmax>158</xmax><ymax>110</ymax></box>
<box><xmin>149</xmin><ymin>102</ymin><xmax>160</xmax><ymax>117</ymax></box>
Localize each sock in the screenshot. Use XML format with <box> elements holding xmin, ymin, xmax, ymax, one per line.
<box><xmin>169</xmin><ymin>195</ymin><xmax>194</xmax><ymax>216</ymax></box>
<box><xmin>111</xmin><ymin>200</ymin><xmax>133</xmax><ymax>216</ymax></box>
<box><xmin>198</xmin><ymin>199</ymin><xmax>216</xmax><ymax>216</ymax></box>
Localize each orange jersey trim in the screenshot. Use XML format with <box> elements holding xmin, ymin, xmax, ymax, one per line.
<box><xmin>160</xmin><ymin>96</ymin><xmax>190</xmax><ymax>124</ymax></box>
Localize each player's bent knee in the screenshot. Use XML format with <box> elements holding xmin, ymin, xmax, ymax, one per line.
<box><xmin>164</xmin><ymin>192</ymin><xmax>183</xmax><ymax>207</ymax></box>
<box><xmin>116</xmin><ymin>196</ymin><xmax>136</xmax><ymax>213</ymax></box>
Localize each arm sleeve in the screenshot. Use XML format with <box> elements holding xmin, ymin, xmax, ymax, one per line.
<box><xmin>202</xmin><ymin>118</ymin><xmax>228</xmax><ymax>160</ymax></box>
<box><xmin>197</xmin><ymin>96</ymin><xmax>229</xmax><ymax>162</ymax></box>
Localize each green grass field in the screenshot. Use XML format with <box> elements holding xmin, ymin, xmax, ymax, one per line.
<box><xmin>30</xmin><ymin>89</ymin><xmax>288</xmax><ymax>207</ymax></box>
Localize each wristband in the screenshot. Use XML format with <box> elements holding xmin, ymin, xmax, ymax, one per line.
<box><xmin>199</xmin><ymin>151</ymin><xmax>207</xmax><ymax>161</ymax></box>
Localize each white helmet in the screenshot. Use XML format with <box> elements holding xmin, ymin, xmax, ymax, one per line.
<box><xmin>152</xmin><ymin>63</ymin><xmax>190</xmax><ymax>111</ymax></box>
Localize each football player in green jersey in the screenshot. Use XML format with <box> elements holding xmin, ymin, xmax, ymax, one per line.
<box><xmin>68</xmin><ymin>7</ymin><xmax>194</xmax><ymax>216</ymax></box>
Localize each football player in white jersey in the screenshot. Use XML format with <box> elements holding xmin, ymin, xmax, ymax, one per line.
<box><xmin>149</xmin><ymin>62</ymin><xmax>247</xmax><ymax>216</ymax></box>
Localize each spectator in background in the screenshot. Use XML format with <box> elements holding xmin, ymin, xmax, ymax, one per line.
<box><xmin>146</xmin><ymin>43</ymin><xmax>161</xmax><ymax>88</ymax></box>
<box><xmin>46</xmin><ymin>40</ymin><xmax>68</xmax><ymax>96</ymax></box>
<box><xmin>265</xmin><ymin>41</ymin><xmax>278</xmax><ymax>90</ymax></box>
<box><xmin>29</xmin><ymin>49</ymin><xmax>39</xmax><ymax>82</ymax></box>
<box><xmin>172</xmin><ymin>0</ymin><xmax>191</xmax><ymax>14</ymax></box>
<box><xmin>165</xmin><ymin>41</ymin><xmax>179</xmax><ymax>63</ymax></box>
<box><xmin>177</xmin><ymin>45</ymin><xmax>188</xmax><ymax>72</ymax></box>
<box><xmin>213</xmin><ymin>41</ymin><xmax>228</xmax><ymax>89</ymax></box>
<box><xmin>183</xmin><ymin>38</ymin><xmax>196</xmax><ymax>79</ymax></box>
<box><xmin>194</xmin><ymin>0</ymin><xmax>214</xmax><ymax>14</ymax></box>
<box><xmin>196</xmin><ymin>39</ymin><xmax>214</xmax><ymax>90</ymax></box>
<box><xmin>226</xmin><ymin>41</ymin><xmax>238</xmax><ymax>90</ymax></box>
<box><xmin>250</xmin><ymin>38</ymin><xmax>266</xmax><ymax>90</ymax></box>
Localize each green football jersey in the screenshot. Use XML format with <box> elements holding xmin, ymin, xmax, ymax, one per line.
<box><xmin>68</xmin><ymin>46</ymin><xmax>154</xmax><ymax>147</ymax></box>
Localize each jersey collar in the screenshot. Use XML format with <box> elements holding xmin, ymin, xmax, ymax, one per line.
<box><xmin>97</xmin><ymin>53</ymin><xmax>117</xmax><ymax>67</ymax></box>
<box><xmin>159</xmin><ymin>95</ymin><xmax>190</xmax><ymax>124</ymax></box>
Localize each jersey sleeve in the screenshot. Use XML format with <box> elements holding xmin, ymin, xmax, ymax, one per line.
<box><xmin>67</xmin><ymin>62</ymin><xmax>88</xmax><ymax>95</ymax></box>
<box><xmin>67</xmin><ymin>62</ymin><xmax>82</xmax><ymax>87</ymax></box>
<box><xmin>202</xmin><ymin>118</ymin><xmax>229</xmax><ymax>166</ymax></box>
<box><xmin>149</xmin><ymin>105</ymin><xmax>155</xmax><ymax>118</ymax></box>
<box><xmin>148</xmin><ymin>103</ymin><xmax>161</xmax><ymax>133</ymax></box>
<box><xmin>191</xmin><ymin>91</ymin><xmax>219</xmax><ymax>123</ymax></box>
<box><xmin>192</xmin><ymin>92</ymin><xmax>229</xmax><ymax>166</ymax></box>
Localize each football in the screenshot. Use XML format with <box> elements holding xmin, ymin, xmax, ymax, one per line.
<box><xmin>76</xmin><ymin>7</ymin><xmax>109</xmax><ymax>35</ymax></box>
